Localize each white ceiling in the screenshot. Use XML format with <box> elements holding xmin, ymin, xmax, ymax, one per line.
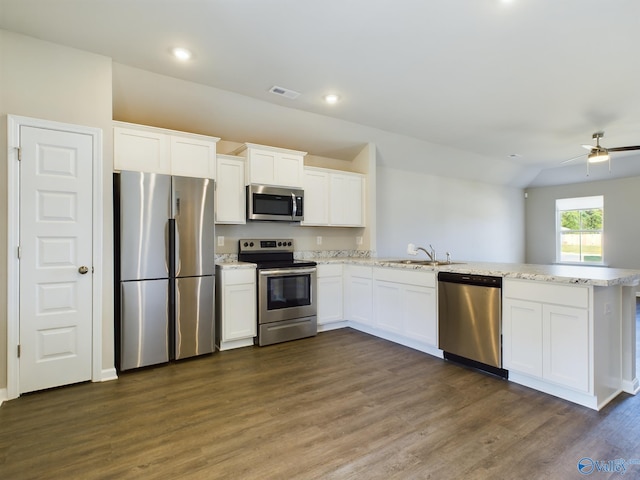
<box><xmin>2</xmin><ymin>0</ymin><xmax>640</xmax><ymax>185</ymax></box>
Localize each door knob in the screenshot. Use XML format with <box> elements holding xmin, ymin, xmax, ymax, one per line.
<box><xmin>78</xmin><ymin>266</ymin><xmax>89</xmax><ymax>274</ymax></box>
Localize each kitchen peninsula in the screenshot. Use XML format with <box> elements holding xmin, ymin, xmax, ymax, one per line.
<box><xmin>217</xmin><ymin>256</ymin><xmax>640</xmax><ymax>410</ymax></box>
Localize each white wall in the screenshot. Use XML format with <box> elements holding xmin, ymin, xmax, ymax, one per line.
<box><xmin>0</xmin><ymin>30</ymin><xmax>114</xmax><ymax>391</ymax></box>
<box><xmin>525</xmin><ymin>176</ymin><xmax>640</xmax><ymax>269</ymax></box>
<box><xmin>376</xmin><ymin>166</ymin><xmax>525</xmax><ymax>262</ymax></box>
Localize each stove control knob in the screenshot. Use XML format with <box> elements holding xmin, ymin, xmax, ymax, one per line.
<box><xmin>249</xmin><ymin>242</ymin><xmax>254</xmax><ymax>247</ymax></box>
<box><xmin>243</xmin><ymin>242</ymin><xmax>248</xmax><ymax>247</ymax></box>
<box><xmin>278</xmin><ymin>241</ymin><xmax>282</xmax><ymax>246</ymax></box>
<box><xmin>287</xmin><ymin>241</ymin><xmax>292</xmax><ymax>246</ymax></box>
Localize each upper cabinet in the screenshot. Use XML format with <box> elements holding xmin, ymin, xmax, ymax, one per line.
<box><xmin>215</xmin><ymin>154</ymin><xmax>246</xmax><ymax>224</ymax></box>
<box><xmin>302</xmin><ymin>167</ymin><xmax>366</xmax><ymax>227</ymax></box>
<box><xmin>114</xmin><ymin>122</ymin><xmax>219</xmax><ymax>179</ymax></box>
<box><xmin>234</xmin><ymin>143</ymin><xmax>306</xmax><ymax>188</ymax></box>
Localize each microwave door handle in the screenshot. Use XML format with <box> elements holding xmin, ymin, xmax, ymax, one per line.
<box><xmin>291</xmin><ymin>192</ymin><xmax>297</xmax><ymax>220</ymax></box>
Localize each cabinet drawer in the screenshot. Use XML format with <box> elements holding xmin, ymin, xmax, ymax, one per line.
<box><xmin>504</xmin><ymin>279</ymin><xmax>589</xmax><ymax>308</ymax></box>
<box><xmin>221</xmin><ymin>268</ymin><xmax>256</xmax><ymax>285</ymax></box>
<box><xmin>346</xmin><ymin>265</ymin><xmax>373</xmax><ymax>278</ymax></box>
<box><xmin>317</xmin><ymin>264</ymin><xmax>343</xmax><ymax>277</ymax></box>
<box><xmin>374</xmin><ymin>267</ymin><xmax>436</xmax><ymax>287</ymax></box>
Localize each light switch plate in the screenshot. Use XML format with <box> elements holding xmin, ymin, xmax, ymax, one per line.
<box><xmin>217</xmin><ymin>236</ymin><xmax>224</xmax><ymax>247</ymax></box>
<box><xmin>316</xmin><ymin>236</ymin><xmax>322</xmax><ymax>245</ymax></box>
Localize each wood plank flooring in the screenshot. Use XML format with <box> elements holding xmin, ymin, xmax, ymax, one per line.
<box><xmin>1</xmin><ymin>327</ymin><xmax>639</xmax><ymax>480</ymax></box>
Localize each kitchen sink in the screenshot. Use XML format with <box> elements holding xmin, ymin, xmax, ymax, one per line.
<box><xmin>388</xmin><ymin>260</ymin><xmax>464</xmax><ymax>266</ymax></box>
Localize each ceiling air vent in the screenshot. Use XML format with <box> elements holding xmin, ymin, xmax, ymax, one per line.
<box><xmin>269</xmin><ymin>85</ymin><xmax>301</xmax><ymax>100</ymax></box>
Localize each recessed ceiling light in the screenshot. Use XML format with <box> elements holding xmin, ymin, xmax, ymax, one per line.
<box><xmin>171</xmin><ymin>47</ymin><xmax>192</xmax><ymax>61</ymax></box>
<box><xmin>324</xmin><ymin>94</ymin><xmax>340</xmax><ymax>104</ymax></box>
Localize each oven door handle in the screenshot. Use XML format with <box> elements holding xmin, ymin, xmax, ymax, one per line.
<box><xmin>259</xmin><ymin>267</ymin><xmax>317</xmax><ymax>276</ymax></box>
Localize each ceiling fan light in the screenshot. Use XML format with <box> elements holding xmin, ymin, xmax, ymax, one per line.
<box><xmin>588</xmin><ymin>151</ymin><xmax>609</xmax><ymax>163</ymax></box>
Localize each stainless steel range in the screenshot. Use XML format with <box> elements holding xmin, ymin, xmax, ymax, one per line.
<box><xmin>238</xmin><ymin>239</ymin><xmax>317</xmax><ymax>346</ymax></box>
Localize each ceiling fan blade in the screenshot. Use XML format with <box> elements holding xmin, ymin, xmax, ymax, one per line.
<box><xmin>607</xmin><ymin>145</ymin><xmax>640</xmax><ymax>152</ymax></box>
<box><xmin>561</xmin><ymin>153</ymin><xmax>587</xmax><ymax>164</ymax></box>
<box><xmin>581</xmin><ymin>144</ymin><xmax>595</xmax><ymax>150</ymax></box>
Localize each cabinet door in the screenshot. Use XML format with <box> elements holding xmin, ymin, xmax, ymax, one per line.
<box><xmin>247</xmin><ymin>149</ymin><xmax>278</xmax><ymax>185</ymax></box>
<box><xmin>345</xmin><ymin>267</ymin><xmax>373</xmax><ymax>326</ymax></box>
<box><xmin>404</xmin><ymin>285</ymin><xmax>437</xmax><ymax>347</ymax></box>
<box><xmin>275</xmin><ymin>152</ymin><xmax>304</xmax><ymax>188</ymax></box>
<box><xmin>301</xmin><ymin>169</ymin><xmax>329</xmax><ymax>225</ymax></box>
<box><xmin>170</xmin><ymin>135</ymin><xmax>216</xmax><ymax>179</ymax></box>
<box><xmin>215</xmin><ymin>156</ymin><xmax>246</xmax><ymax>224</ymax></box>
<box><xmin>374</xmin><ymin>280</ymin><xmax>403</xmax><ymax>334</ymax></box>
<box><xmin>543</xmin><ymin>304</ymin><xmax>589</xmax><ymax>392</ymax></box>
<box><xmin>330</xmin><ymin>173</ymin><xmax>365</xmax><ymax>226</ymax></box>
<box><xmin>114</xmin><ymin>127</ymin><xmax>170</xmax><ymax>173</ymax></box>
<box><xmin>317</xmin><ymin>275</ymin><xmax>343</xmax><ymax>325</ymax></box>
<box><xmin>222</xmin><ymin>282</ymin><xmax>257</xmax><ymax>341</ymax></box>
<box><xmin>503</xmin><ymin>298</ymin><xmax>543</xmax><ymax>377</ymax></box>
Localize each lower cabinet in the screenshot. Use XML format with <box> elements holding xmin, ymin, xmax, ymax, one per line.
<box><xmin>373</xmin><ymin>268</ymin><xmax>437</xmax><ymax>348</ymax></box>
<box><xmin>317</xmin><ymin>264</ymin><xmax>344</xmax><ymax>329</ymax></box>
<box><xmin>344</xmin><ymin>265</ymin><xmax>373</xmax><ymax>327</ymax></box>
<box><xmin>216</xmin><ymin>267</ymin><xmax>256</xmax><ymax>351</ymax></box>
<box><xmin>503</xmin><ymin>279</ymin><xmax>591</xmax><ymax>394</ymax></box>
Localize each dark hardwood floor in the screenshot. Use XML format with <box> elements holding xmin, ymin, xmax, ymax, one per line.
<box><xmin>1</xmin><ymin>327</ymin><xmax>639</xmax><ymax>480</ymax></box>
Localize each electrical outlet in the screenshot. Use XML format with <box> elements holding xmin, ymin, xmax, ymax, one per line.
<box><xmin>316</xmin><ymin>236</ymin><xmax>322</xmax><ymax>245</ymax></box>
<box><xmin>604</xmin><ymin>303</ymin><xmax>612</xmax><ymax>315</ymax></box>
<box><xmin>217</xmin><ymin>236</ymin><xmax>224</xmax><ymax>247</ymax></box>
<box><xmin>356</xmin><ymin>236</ymin><xmax>363</xmax><ymax>245</ymax></box>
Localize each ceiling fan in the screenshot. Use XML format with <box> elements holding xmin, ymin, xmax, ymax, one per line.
<box><xmin>563</xmin><ymin>132</ymin><xmax>640</xmax><ymax>175</ymax></box>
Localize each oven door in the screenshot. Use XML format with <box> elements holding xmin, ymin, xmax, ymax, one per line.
<box><xmin>258</xmin><ymin>267</ymin><xmax>317</xmax><ymax>324</ymax></box>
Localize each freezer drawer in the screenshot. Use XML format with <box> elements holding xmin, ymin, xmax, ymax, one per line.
<box><xmin>175</xmin><ymin>275</ymin><xmax>215</xmax><ymax>359</ymax></box>
<box><xmin>120</xmin><ymin>279</ymin><xmax>169</xmax><ymax>371</ymax></box>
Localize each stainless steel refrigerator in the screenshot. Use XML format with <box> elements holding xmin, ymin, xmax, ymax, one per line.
<box><xmin>114</xmin><ymin>171</ymin><xmax>215</xmax><ymax>371</ymax></box>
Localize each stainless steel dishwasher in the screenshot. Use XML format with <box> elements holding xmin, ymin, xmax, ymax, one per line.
<box><xmin>438</xmin><ymin>272</ymin><xmax>507</xmax><ymax>378</ymax></box>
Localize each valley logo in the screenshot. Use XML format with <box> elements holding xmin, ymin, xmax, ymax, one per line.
<box><xmin>577</xmin><ymin>457</ymin><xmax>640</xmax><ymax>475</ymax></box>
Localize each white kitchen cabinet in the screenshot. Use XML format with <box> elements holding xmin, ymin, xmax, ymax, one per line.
<box><xmin>373</xmin><ymin>268</ymin><xmax>437</xmax><ymax>347</ymax></box>
<box><xmin>330</xmin><ymin>172</ymin><xmax>365</xmax><ymax>226</ymax></box>
<box><xmin>543</xmin><ymin>304</ymin><xmax>589</xmax><ymax>392</ymax></box>
<box><xmin>301</xmin><ymin>167</ymin><xmax>365</xmax><ymax>227</ymax></box>
<box><xmin>344</xmin><ymin>265</ymin><xmax>373</xmax><ymax>326</ymax></box>
<box><xmin>235</xmin><ymin>143</ymin><xmax>306</xmax><ymax>188</ymax></box>
<box><xmin>503</xmin><ymin>298</ymin><xmax>543</xmax><ymax>378</ymax></box>
<box><xmin>503</xmin><ymin>279</ymin><xmax>591</xmax><ymax>393</ymax></box>
<box><xmin>215</xmin><ymin>267</ymin><xmax>256</xmax><ymax>351</ymax></box>
<box><xmin>301</xmin><ymin>168</ymin><xmax>330</xmax><ymax>225</ymax></box>
<box><xmin>114</xmin><ymin>125</ymin><xmax>170</xmax><ymax>173</ymax></box>
<box><xmin>317</xmin><ymin>264</ymin><xmax>344</xmax><ymax>328</ymax></box>
<box><xmin>215</xmin><ymin>154</ymin><xmax>246</xmax><ymax>224</ymax></box>
<box><xmin>114</xmin><ymin>122</ymin><xmax>218</xmax><ymax>178</ymax></box>
<box><xmin>170</xmin><ymin>135</ymin><xmax>216</xmax><ymax>178</ymax></box>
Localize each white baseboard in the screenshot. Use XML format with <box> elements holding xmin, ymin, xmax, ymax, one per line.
<box><xmin>622</xmin><ymin>377</ymin><xmax>640</xmax><ymax>395</ymax></box>
<box><xmin>318</xmin><ymin>321</ymin><xmax>349</xmax><ymax>332</ymax></box>
<box><xmin>0</xmin><ymin>388</ymin><xmax>7</xmax><ymax>407</ymax></box>
<box><xmin>99</xmin><ymin>368</ymin><xmax>118</xmax><ymax>382</ymax></box>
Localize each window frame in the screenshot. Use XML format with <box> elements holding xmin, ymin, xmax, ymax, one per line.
<box><xmin>555</xmin><ymin>195</ymin><xmax>604</xmax><ymax>265</ymax></box>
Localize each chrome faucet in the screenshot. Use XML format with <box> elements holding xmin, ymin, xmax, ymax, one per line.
<box><xmin>407</xmin><ymin>243</ymin><xmax>436</xmax><ymax>262</ymax></box>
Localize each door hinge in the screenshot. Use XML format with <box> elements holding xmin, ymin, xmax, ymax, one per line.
<box><xmin>16</xmin><ymin>147</ymin><xmax>22</xmax><ymax>161</ymax></box>
<box><xmin>17</xmin><ymin>345</ymin><xmax>21</xmax><ymax>358</ymax></box>
<box><xmin>17</xmin><ymin>246</ymin><xmax>21</xmax><ymax>259</ymax></box>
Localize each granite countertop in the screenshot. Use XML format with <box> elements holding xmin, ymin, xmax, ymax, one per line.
<box><xmin>316</xmin><ymin>257</ymin><xmax>640</xmax><ymax>287</ymax></box>
<box><xmin>215</xmin><ymin>252</ymin><xmax>640</xmax><ymax>287</ymax></box>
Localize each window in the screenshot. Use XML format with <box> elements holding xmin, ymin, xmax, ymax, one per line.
<box><xmin>556</xmin><ymin>196</ymin><xmax>603</xmax><ymax>264</ymax></box>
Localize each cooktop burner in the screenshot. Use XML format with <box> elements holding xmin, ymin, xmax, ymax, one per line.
<box><xmin>237</xmin><ymin>238</ymin><xmax>317</xmax><ymax>268</ymax></box>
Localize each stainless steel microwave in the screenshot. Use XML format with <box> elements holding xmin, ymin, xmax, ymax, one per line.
<box><xmin>246</xmin><ymin>184</ymin><xmax>304</xmax><ymax>222</ymax></box>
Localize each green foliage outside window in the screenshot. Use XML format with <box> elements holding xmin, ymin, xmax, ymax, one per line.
<box><xmin>559</xmin><ymin>208</ymin><xmax>603</xmax><ymax>263</ymax></box>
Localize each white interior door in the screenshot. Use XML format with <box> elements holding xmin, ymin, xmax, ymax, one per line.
<box><xmin>19</xmin><ymin>126</ymin><xmax>94</xmax><ymax>394</ymax></box>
